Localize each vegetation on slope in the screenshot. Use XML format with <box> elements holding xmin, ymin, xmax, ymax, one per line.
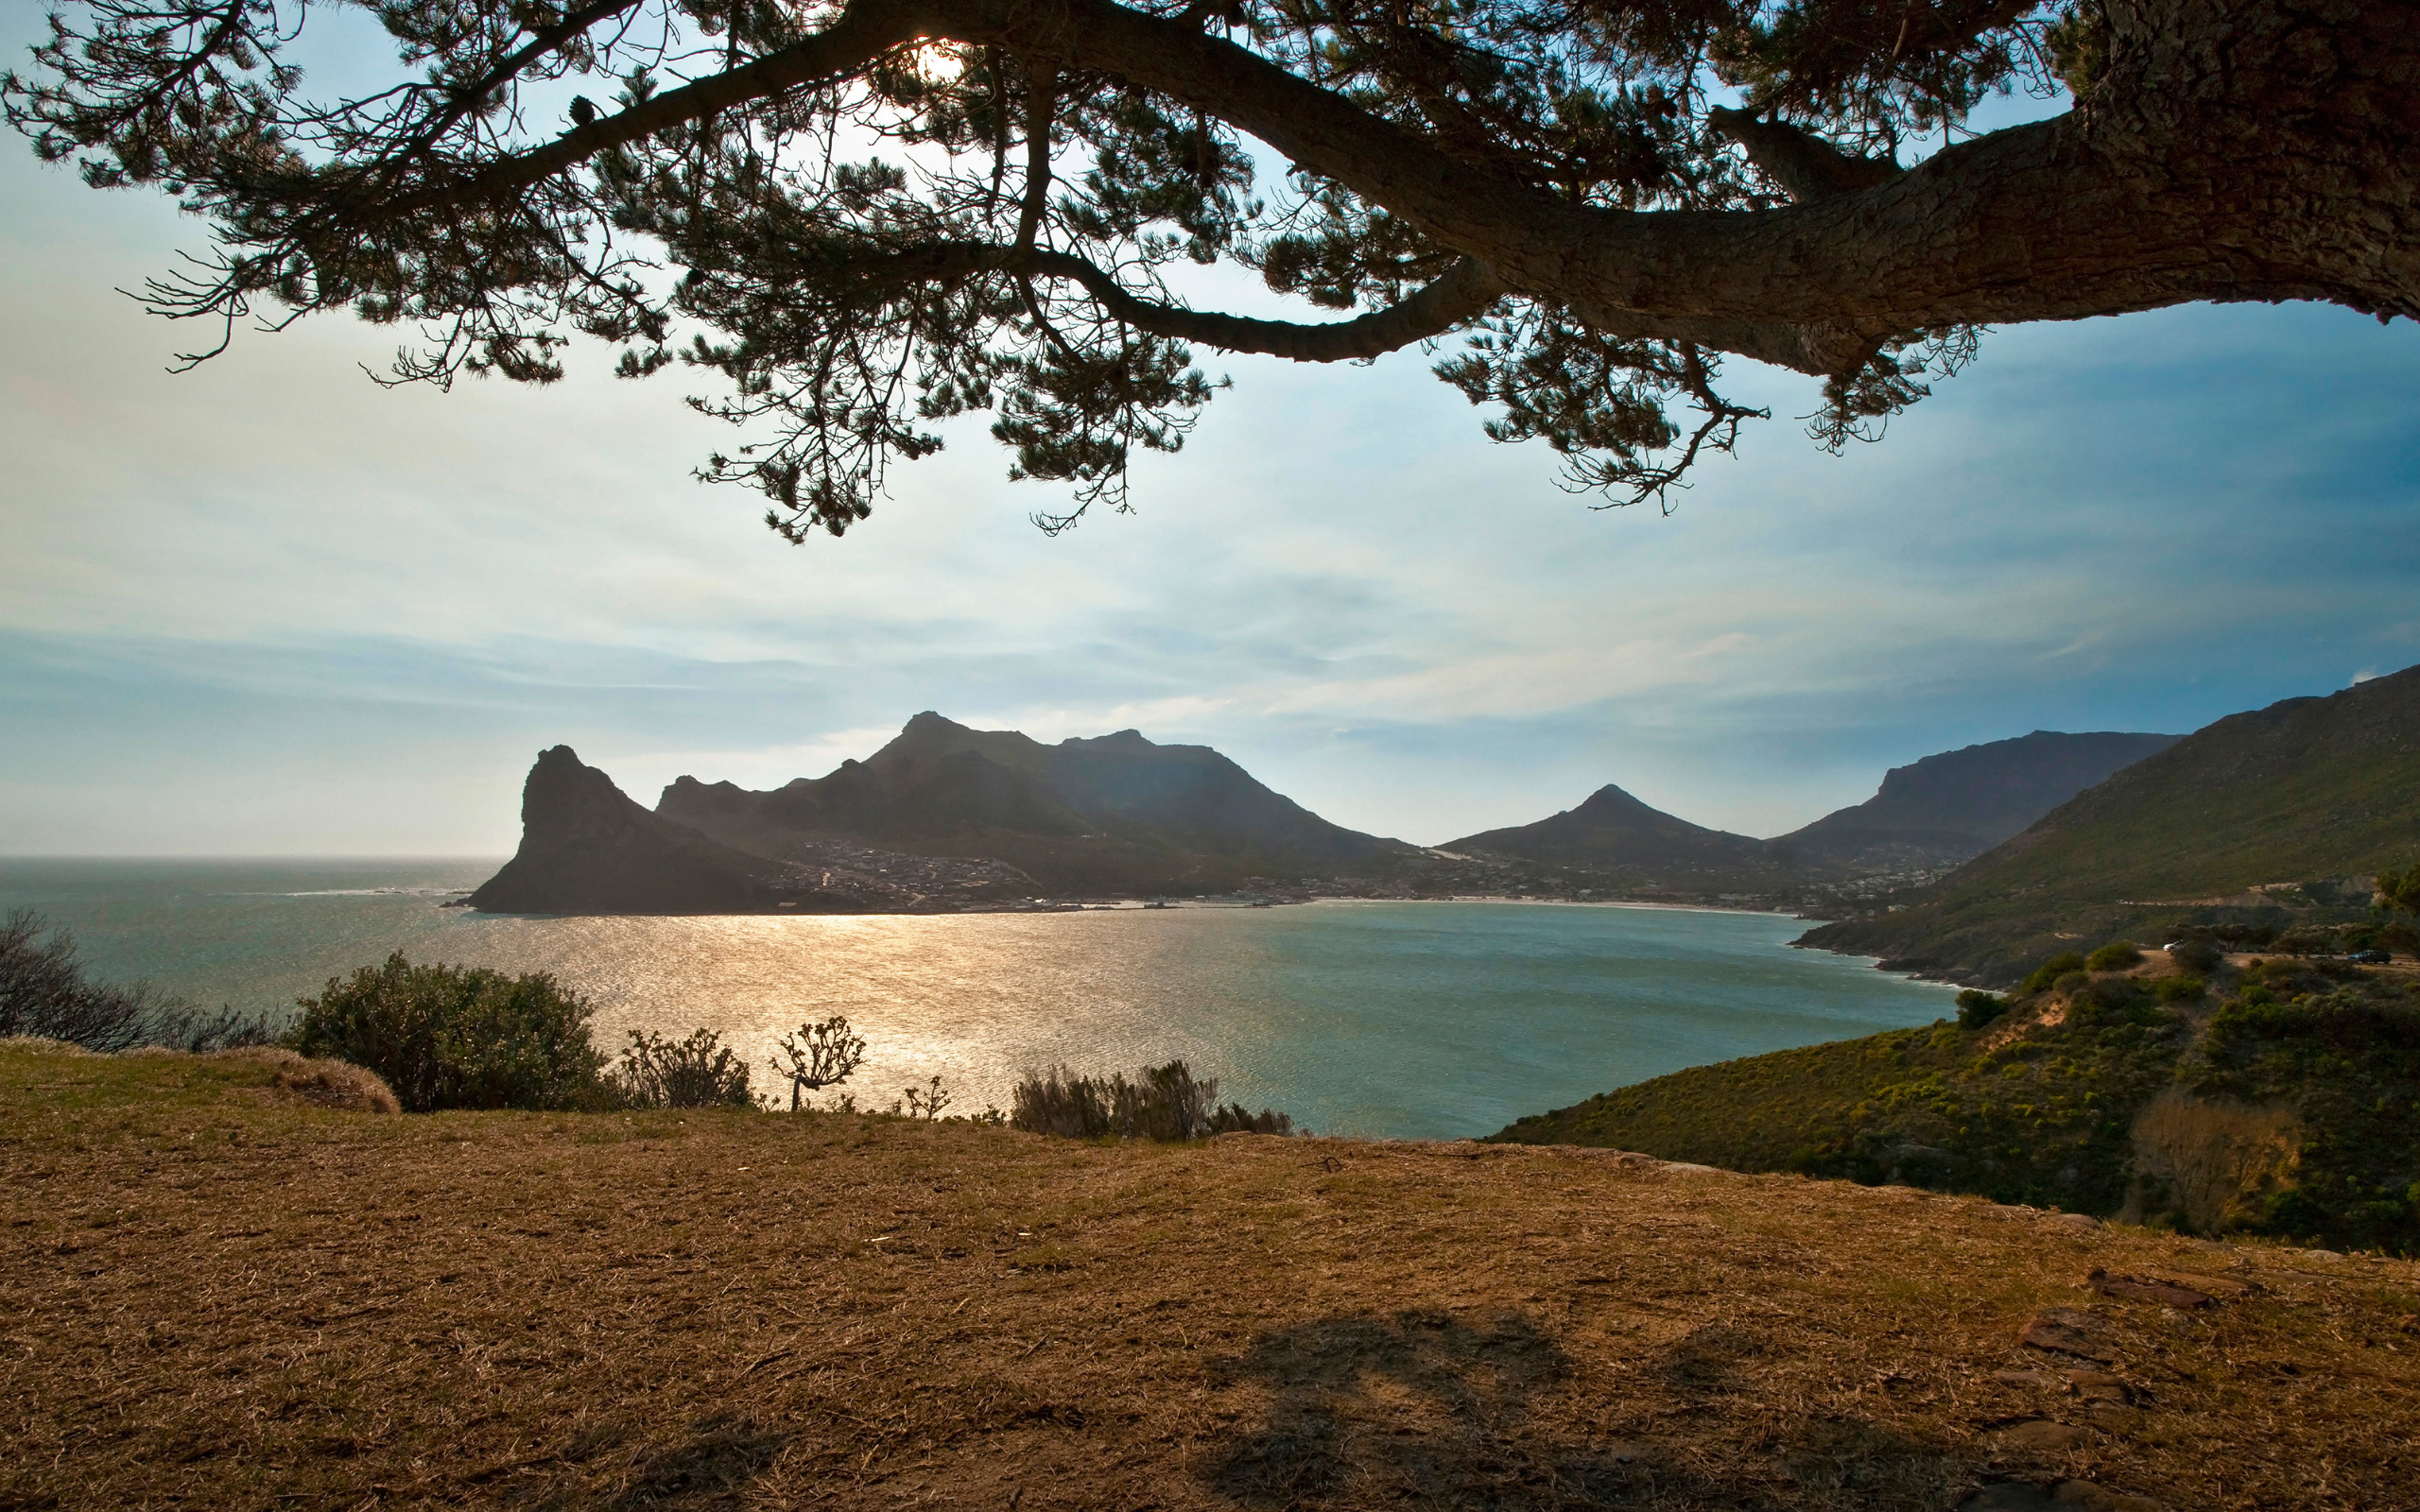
<box><xmin>8</xmin><ymin>1040</ymin><xmax>2418</xmax><ymax>1511</ymax></box>
<box><xmin>1800</xmin><ymin>664</ymin><xmax>2420</xmax><ymax>983</ymax></box>
<box><xmin>1497</xmin><ymin>948</ymin><xmax>2420</xmax><ymax>1257</ymax></box>
<box><xmin>0</xmin><ymin>909</ymin><xmax>274</xmax><ymax>1054</ymax></box>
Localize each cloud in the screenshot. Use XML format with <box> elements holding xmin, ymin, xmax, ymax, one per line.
<box><xmin>6</xmin><ymin>72</ymin><xmax>2420</xmax><ymax>854</ymax></box>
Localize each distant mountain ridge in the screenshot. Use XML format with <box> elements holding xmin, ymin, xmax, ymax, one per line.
<box><xmin>1801</xmin><ymin>665</ymin><xmax>2420</xmax><ymax>982</ymax></box>
<box><xmin>1442</xmin><ymin>730</ymin><xmax>2179</xmax><ymax>884</ymax></box>
<box><xmin>1771</xmin><ymin>730</ymin><xmax>2181</xmax><ymax>873</ymax></box>
<box><xmin>1442</xmin><ymin>784</ymin><xmax>1774</xmax><ymax>882</ymax></box>
<box><xmin>658</xmin><ymin>712</ymin><xmax>1409</xmax><ymax>896</ymax></box>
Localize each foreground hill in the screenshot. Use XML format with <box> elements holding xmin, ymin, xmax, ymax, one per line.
<box><xmin>1772</xmin><ymin>730</ymin><xmax>2180</xmax><ymax>875</ymax></box>
<box><xmin>1802</xmin><ymin>667</ymin><xmax>2420</xmax><ymax>982</ymax></box>
<box><xmin>7</xmin><ymin>1040</ymin><xmax>2415</xmax><ymax>1511</ymax></box>
<box><xmin>1442</xmin><ymin>783</ymin><xmax>1774</xmax><ymax>882</ymax></box>
<box><xmin>659</xmin><ymin>712</ymin><xmax>1409</xmax><ymax>895</ymax></box>
<box><xmin>1497</xmin><ymin>947</ymin><xmax>2419</xmax><ymax>1257</ymax></box>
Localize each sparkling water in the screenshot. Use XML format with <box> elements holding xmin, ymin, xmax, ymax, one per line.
<box><xmin>1</xmin><ymin>858</ymin><xmax>1956</xmax><ymax>1139</ymax></box>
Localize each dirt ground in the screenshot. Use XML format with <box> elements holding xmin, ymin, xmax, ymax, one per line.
<box><xmin>3</xmin><ymin>1044</ymin><xmax>2414</xmax><ymax>1511</ymax></box>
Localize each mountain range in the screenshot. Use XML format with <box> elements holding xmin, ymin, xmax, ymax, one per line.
<box><xmin>657</xmin><ymin>711</ymin><xmax>1408</xmax><ymax>895</ymax></box>
<box><xmin>1435</xmin><ymin>730</ymin><xmax>2179</xmax><ymax>884</ymax></box>
<box><xmin>1801</xmin><ymin>663</ymin><xmax>2420</xmax><ymax>982</ymax></box>
<box><xmin>471</xmin><ymin>714</ymin><xmax>1413</xmax><ymax>912</ymax></box>
<box><xmin>470</xmin><ymin>710</ymin><xmax>2201</xmax><ymax>915</ymax></box>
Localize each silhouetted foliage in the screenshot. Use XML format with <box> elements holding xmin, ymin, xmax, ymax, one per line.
<box><xmin>613</xmin><ymin>1027</ymin><xmax>752</xmax><ymax>1108</ymax></box>
<box><xmin>1011</xmin><ymin>1059</ymin><xmax>1293</xmax><ymax>1140</ymax></box>
<box><xmin>0</xmin><ymin>909</ymin><xmax>274</xmax><ymax>1053</ymax></box>
<box><xmin>767</xmin><ymin>1014</ymin><xmax>866</xmax><ymax>1110</ymax></box>
<box><xmin>286</xmin><ymin>952</ymin><xmax>608</xmax><ymax>1112</ymax></box>
<box><xmin>12</xmin><ymin>0</ymin><xmax>2406</xmax><ymax>527</ymax></box>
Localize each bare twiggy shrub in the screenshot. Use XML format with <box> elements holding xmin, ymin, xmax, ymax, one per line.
<box><xmin>766</xmin><ymin>1015</ymin><xmax>866</xmax><ymax>1111</ymax></box>
<box><xmin>1</xmin><ymin>910</ymin><xmax>274</xmax><ymax>1053</ymax></box>
<box><xmin>1011</xmin><ymin>1060</ymin><xmax>1293</xmax><ymax>1141</ymax></box>
<box><xmin>613</xmin><ymin>1028</ymin><xmax>752</xmax><ymax>1109</ymax></box>
<box><xmin>900</xmin><ymin>1075</ymin><xmax>952</xmax><ymax>1120</ymax></box>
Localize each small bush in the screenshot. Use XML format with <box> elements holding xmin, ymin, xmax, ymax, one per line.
<box><xmin>612</xmin><ymin>1028</ymin><xmax>752</xmax><ymax>1109</ymax></box>
<box><xmin>1955</xmin><ymin>989</ymin><xmax>2007</xmax><ymax>1030</ymax></box>
<box><xmin>2018</xmin><ymin>952</ymin><xmax>2088</xmax><ymax>995</ymax></box>
<box><xmin>2070</xmin><ymin>973</ymin><xmax>2156</xmax><ymax>1026</ymax></box>
<box><xmin>1</xmin><ymin>909</ymin><xmax>276</xmax><ymax>1054</ymax></box>
<box><xmin>2155</xmin><ymin>975</ymin><xmax>2209</xmax><ymax>1005</ymax></box>
<box><xmin>2052</xmin><ymin>970</ymin><xmax>2091</xmax><ymax>999</ymax></box>
<box><xmin>2272</xmin><ymin>925</ymin><xmax>2342</xmax><ymax>957</ymax></box>
<box><xmin>767</xmin><ymin>1015</ymin><xmax>866</xmax><ymax>1110</ymax></box>
<box><xmin>1011</xmin><ymin>1059</ymin><xmax>1293</xmax><ymax>1141</ymax></box>
<box><xmin>1207</xmin><ymin>1103</ymin><xmax>1294</xmax><ymax>1135</ymax></box>
<box><xmin>2086</xmin><ymin>940</ymin><xmax>2143</xmax><ymax>972</ymax></box>
<box><xmin>2167</xmin><ymin>938</ymin><xmax>2225</xmax><ymax>975</ymax></box>
<box><xmin>286</xmin><ymin>953</ymin><xmax>607</xmax><ymax>1112</ymax></box>
<box><xmin>899</xmin><ymin>1074</ymin><xmax>952</xmax><ymax>1120</ymax></box>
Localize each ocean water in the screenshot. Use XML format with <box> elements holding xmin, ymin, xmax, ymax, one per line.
<box><xmin>0</xmin><ymin>858</ymin><xmax>1958</xmax><ymax>1140</ymax></box>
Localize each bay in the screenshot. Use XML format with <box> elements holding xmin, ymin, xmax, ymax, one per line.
<box><xmin>0</xmin><ymin>857</ymin><xmax>1957</xmax><ymax>1140</ymax></box>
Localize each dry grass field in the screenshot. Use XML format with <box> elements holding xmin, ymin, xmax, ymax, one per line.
<box><xmin>4</xmin><ymin>1041</ymin><xmax>2415</xmax><ymax>1511</ymax></box>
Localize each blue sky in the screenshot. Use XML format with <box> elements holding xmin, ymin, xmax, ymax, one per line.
<box><xmin>3</xmin><ymin>29</ymin><xmax>2416</xmax><ymax>855</ymax></box>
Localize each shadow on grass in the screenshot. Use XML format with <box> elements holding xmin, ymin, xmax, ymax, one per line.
<box><xmin>605</xmin><ymin>1413</ymin><xmax>786</xmax><ymax>1510</ymax></box>
<box><xmin>1204</xmin><ymin>1310</ymin><xmax>1967</xmax><ymax>1510</ymax></box>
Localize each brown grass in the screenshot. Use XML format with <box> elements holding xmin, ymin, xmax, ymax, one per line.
<box><xmin>3</xmin><ymin>1044</ymin><xmax>2415</xmax><ymax>1511</ymax></box>
<box><xmin>2126</xmin><ymin>1091</ymin><xmax>2300</xmax><ymax>1234</ymax></box>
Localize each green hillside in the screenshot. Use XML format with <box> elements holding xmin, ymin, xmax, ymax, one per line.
<box><xmin>1800</xmin><ymin>665</ymin><xmax>2420</xmax><ymax>982</ymax></box>
<box><xmin>1495</xmin><ymin>950</ymin><xmax>2420</xmax><ymax>1255</ymax></box>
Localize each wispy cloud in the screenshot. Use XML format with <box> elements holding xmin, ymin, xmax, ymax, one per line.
<box><xmin>5</xmin><ymin>73</ymin><xmax>2419</xmax><ymax>854</ymax></box>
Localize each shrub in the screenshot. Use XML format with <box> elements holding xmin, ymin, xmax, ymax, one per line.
<box><xmin>2070</xmin><ymin>973</ymin><xmax>2157</xmax><ymax>1026</ymax></box>
<box><xmin>1</xmin><ymin>909</ymin><xmax>274</xmax><ymax>1054</ymax></box>
<box><xmin>2272</xmin><ymin>925</ymin><xmax>2342</xmax><ymax>957</ymax></box>
<box><xmin>2086</xmin><ymin>940</ymin><xmax>2143</xmax><ymax>972</ymax></box>
<box><xmin>899</xmin><ymin>1074</ymin><xmax>952</xmax><ymax>1120</ymax></box>
<box><xmin>1011</xmin><ymin>1059</ymin><xmax>1293</xmax><ymax>1141</ymax></box>
<box><xmin>2052</xmin><ymin>971</ymin><xmax>2091</xmax><ymax>999</ymax></box>
<box><xmin>766</xmin><ymin>1015</ymin><xmax>866</xmax><ymax>1110</ymax></box>
<box><xmin>286</xmin><ymin>953</ymin><xmax>607</xmax><ymax>1112</ymax></box>
<box><xmin>2167</xmin><ymin>938</ymin><xmax>2225</xmax><ymax>975</ymax></box>
<box><xmin>1955</xmin><ymin>989</ymin><xmax>2007</xmax><ymax>1030</ymax></box>
<box><xmin>1207</xmin><ymin>1103</ymin><xmax>1295</xmax><ymax>1135</ymax></box>
<box><xmin>612</xmin><ymin>1027</ymin><xmax>752</xmax><ymax>1108</ymax></box>
<box><xmin>2155</xmin><ymin>975</ymin><xmax>2208</xmax><ymax>1005</ymax></box>
<box><xmin>2018</xmin><ymin>952</ymin><xmax>2088</xmax><ymax>995</ymax></box>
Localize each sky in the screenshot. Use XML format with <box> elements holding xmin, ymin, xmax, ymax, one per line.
<box><xmin>4</xmin><ymin>26</ymin><xmax>2417</xmax><ymax>856</ymax></box>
